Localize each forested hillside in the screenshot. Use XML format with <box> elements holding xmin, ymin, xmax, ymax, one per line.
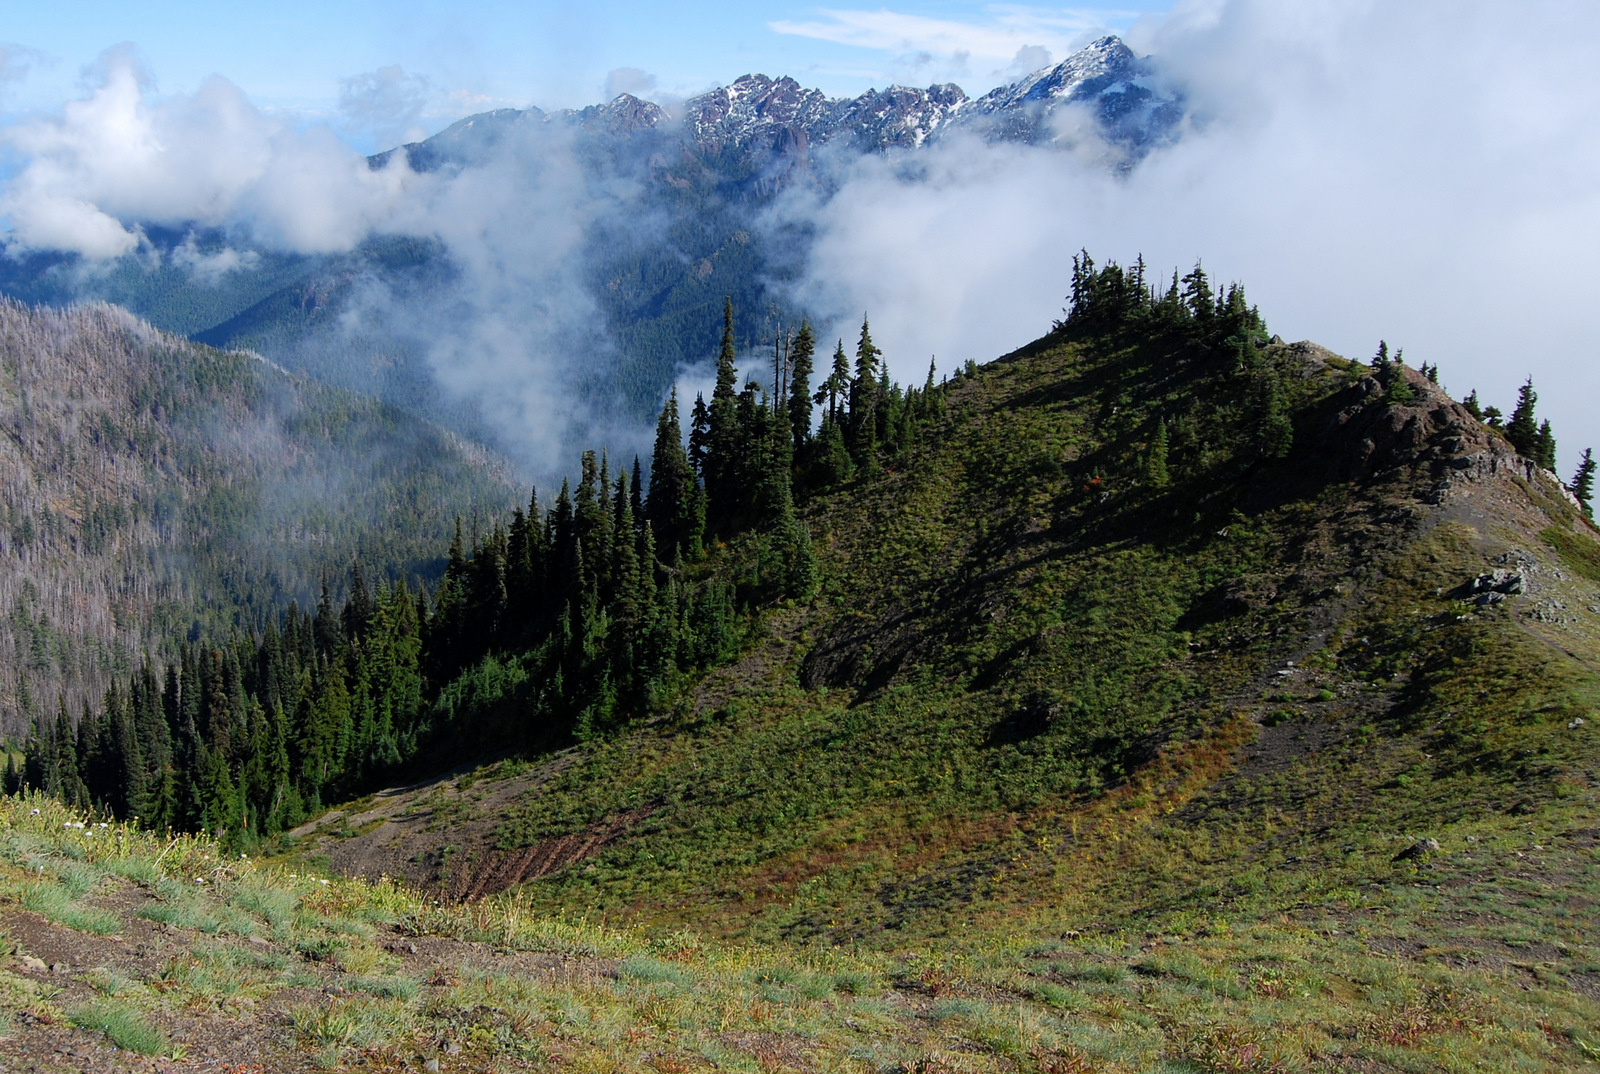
<box><xmin>4</xmin><ymin>260</ymin><xmax>1600</xmax><ymax>1071</ymax></box>
<box><xmin>0</xmin><ymin>300</ymin><xmax>518</xmax><ymax>742</ymax></box>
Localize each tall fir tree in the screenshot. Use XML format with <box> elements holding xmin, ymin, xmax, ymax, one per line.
<box><xmin>1505</xmin><ymin>378</ymin><xmax>1539</xmax><ymax>457</ymax></box>
<box><xmin>848</xmin><ymin>316</ymin><xmax>882</xmax><ymax>461</ymax></box>
<box><xmin>1146</xmin><ymin>419</ymin><xmax>1170</xmax><ymax>487</ymax></box>
<box><xmin>815</xmin><ymin>340</ymin><xmax>850</xmax><ymax>425</ymax></box>
<box><xmin>786</xmin><ymin>321</ymin><xmax>815</xmax><ymax>455</ymax></box>
<box><xmin>647</xmin><ymin>388</ymin><xmax>693</xmax><ymax>561</ymax></box>
<box><xmin>706</xmin><ymin>299</ymin><xmax>741</xmax><ymax>533</ymax></box>
<box><xmin>1534</xmin><ymin>420</ymin><xmax>1558</xmax><ymax>472</ymax></box>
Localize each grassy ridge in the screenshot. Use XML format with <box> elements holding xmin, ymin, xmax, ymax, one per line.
<box><xmin>5</xmin><ymin>726</ymin><xmax>1600</xmax><ymax>1071</ymax></box>
<box><xmin>461</xmin><ymin>330</ymin><xmax>1417</xmax><ymax>932</ymax></box>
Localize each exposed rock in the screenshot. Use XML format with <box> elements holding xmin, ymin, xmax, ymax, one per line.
<box><xmin>16</xmin><ymin>954</ymin><xmax>46</xmax><ymax>973</ymax></box>
<box><xmin>1393</xmin><ymin>837</ymin><xmax>1442</xmax><ymax>863</ymax></box>
<box><xmin>383</xmin><ymin>35</ymin><xmax>1183</xmax><ymax>186</ymax></box>
<box><xmin>1472</xmin><ymin>569</ymin><xmax>1526</xmax><ymax>596</ymax></box>
<box><xmin>1530</xmin><ymin>599</ymin><xmax>1571</xmax><ymax>623</ymax></box>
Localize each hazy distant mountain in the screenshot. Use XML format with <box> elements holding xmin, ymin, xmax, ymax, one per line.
<box><xmin>0</xmin><ymin>299</ymin><xmax>517</xmax><ymax>739</ymax></box>
<box><xmin>0</xmin><ymin>37</ymin><xmax>1183</xmax><ymax>451</ymax></box>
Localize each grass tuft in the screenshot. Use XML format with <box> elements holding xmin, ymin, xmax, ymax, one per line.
<box><xmin>70</xmin><ymin>1001</ymin><xmax>168</xmax><ymax>1055</ymax></box>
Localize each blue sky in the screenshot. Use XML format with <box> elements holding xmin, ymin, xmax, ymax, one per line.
<box><xmin>2</xmin><ymin>2</ymin><xmax>1174</xmax><ymax>144</ymax></box>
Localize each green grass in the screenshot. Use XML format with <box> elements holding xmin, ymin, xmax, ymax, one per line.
<box><xmin>0</xmin><ymin>778</ymin><xmax>1592</xmax><ymax>1069</ymax></box>
<box><xmin>70</xmin><ymin>1001</ymin><xmax>168</xmax><ymax>1055</ymax></box>
<box><xmin>15</xmin><ymin>879</ymin><xmax>121</xmax><ymax>935</ymax></box>
<box><xmin>1541</xmin><ymin>522</ymin><xmax>1600</xmax><ymax>582</ymax></box>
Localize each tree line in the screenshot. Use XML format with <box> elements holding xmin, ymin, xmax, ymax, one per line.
<box><xmin>5</xmin><ymin>299</ymin><xmax>953</xmax><ymax>839</ymax></box>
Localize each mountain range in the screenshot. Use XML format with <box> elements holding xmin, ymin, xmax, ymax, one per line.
<box><xmin>0</xmin><ymin>37</ymin><xmax>1183</xmax><ymax>457</ymax></box>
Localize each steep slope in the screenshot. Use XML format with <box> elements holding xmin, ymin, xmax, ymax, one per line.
<box><xmin>4</xmin><ymin>313</ymin><xmax>1598</xmax><ymax>1072</ymax></box>
<box><xmin>0</xmin><ymin>299</ymin><xmax>518</xmax><ymax>740</ymax></box>
<box><xmin>292</xmin><ymin>314</ymin><xmax>1598</xmax><ymax>943</ymax></box>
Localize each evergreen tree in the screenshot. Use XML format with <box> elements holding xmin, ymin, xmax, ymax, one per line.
<box><xmin>1384</xmin><ymin>370</ymin><xmax>1416</xmax><ymax>406</ymax></box>
<box><xmin>786</xmin><ymin>321</ymin><xmax>816</xmax><ymax>454</ymax></box>
<box><xmin>848</xmin><ymin>316</ymin><xmax>882</xmax><ymax>461</ymax></box>
<box><xmin>815</xmin><ymin>339</ymin><xmax>850</xmax><ymax>425</ymax></box>
<box><xmin>813</xmin><ymin>418</ymin><xmax>854</xmax><ymax>486</ymax></box>
<box><xmin>1506</xmin><ymin>378</ymin><xmax>1539</xmax><ymax>456</ymax></box>
<box><xmin>646</xmin><ymin>388</ymin><xmax>693</xmax><ymax>560</ymax></box>
<box><xmin>1181</xmin><ymin>261</ymin><xmax>1215</xmax><ymax>329</ymax></box>
<box><xmin>1146</xmin><ymin>419</ymin><xmax>1170</xmax><ymax>487</ymax></box>
<box><xmin>1256</xmin><ymin>372</ymin><xmax>1294</xmax><ymax>459</ymax></box>
<box><xmin>687</xmin><ymin>393</ymin><xmax>711</xmax><ymax>477</ymax></box>
<box><xmin>1572</xmin><ymin>448</ymin><xmax>1595</xmax><ymax>517</ymax></box>
<box><xmin>1534</xmin><ymin>420</ymin><xmax>1557</xmax><ymax>472</ymax></box>
<box><xmin>53</xmin><ymin>698</ymin><xmax>86</xmax><ymax>809</ymax></box>
<box><xmin>313</xmin><ymin>575</ymin><xmax>343</xmax><ymax>657</ymax></box>
<box><xmin>341</xmin><ymin>562</ymin><xmax>375</xmax><ymax>642</ymax></box>
<box><xmin>1461</xmin><ymin>389</ymin><xmax>1484</xmax><ymax>420</ymax></box>
<box><xmin>630</xmin><ymin>456</ymin><xmax>645</xmax><ymax>525</ymax></box>
<box><xmin>505</xmin><ymin>489</ymin><xmax>545</xmax><ymax>637</ymax></box>
<box><xmin>705</xmin><ymin>299</ymin><xmax>741</xmax><ymax>532</ymax></box>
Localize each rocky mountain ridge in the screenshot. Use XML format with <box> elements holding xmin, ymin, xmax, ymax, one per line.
<box><xmin>389</xmin><ymin>35</ymin><xmax>1180</xmax><ymax>179</ymax></box>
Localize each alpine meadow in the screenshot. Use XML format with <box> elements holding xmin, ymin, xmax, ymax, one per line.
<box><xmin>1</xmin><ymin>5</ymin><xmax>1599</xmax><ymax>1073</ymax></box>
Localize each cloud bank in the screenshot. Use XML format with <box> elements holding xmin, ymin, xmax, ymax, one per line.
<box><xmin>781</xmin><ymin>0</ymin><xmax>1600</xmax><ymax>471</ymax></box>
<box><xmin>0</xmin><ymin>48</ymin><xmax>434</xmax><ymax>259</ymax></box>
<box><xmin>0</xmin><ymin>47</ymin><xmax>643</xmax><ymax>479</ymax></box>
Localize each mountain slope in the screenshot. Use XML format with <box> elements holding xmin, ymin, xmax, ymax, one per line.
<box><xmin>3</xmin><ymin>301</ymin><xmax>1598</xmax><ymax>1071</ymax></box>
<box><xmin>0</xmin><ymin>299</ymin><xmax>518</xmax><ymax>740</ymax></box>
<box><xmin>290</xmin><ymin>307</ymin><xmax>1599</xmax><ymax>946</ymax></box>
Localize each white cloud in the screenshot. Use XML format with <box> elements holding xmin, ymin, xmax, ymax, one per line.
<box><xmin>776</xmin><ymin>0</ymin><xmax>1600</xmax><ymax>472</ymax></box>
<box><xmin>171</xmin><ymin>237</ymin><xmax>260</xmax><ymax>282</ymax></box>
<box><xmin>0</xmin><ymin>49</ymin><xmax>426</xmax><ymax>257</ymax></box>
